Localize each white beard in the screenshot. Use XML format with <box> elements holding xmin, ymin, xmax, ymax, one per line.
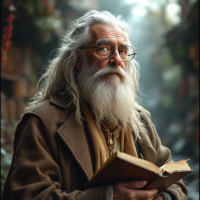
<box><xmin>77</xmin><ymin>57</ymin><xmax>137</xmax><ymax>128</ymax></box>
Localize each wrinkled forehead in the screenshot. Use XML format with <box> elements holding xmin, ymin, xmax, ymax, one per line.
<box><xmin>88</xmin><ymin>23</ymin><xmax>129</xmax><ymax>46</ymax></box>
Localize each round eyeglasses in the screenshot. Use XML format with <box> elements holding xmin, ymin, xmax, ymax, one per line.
<box><xmin>80</xmin><ymin>42</ymin><xmax>137</xmax><ymax>62</ymax></box>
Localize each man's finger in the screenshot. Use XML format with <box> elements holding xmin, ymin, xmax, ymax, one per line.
<box><xmin>129</xmin><ymin>188</ymin><xmax>158</xmax><ymax>199</ymax></box>
<box><xmin>120</xmin><ymin>180</ymin><xmax>147</xmax><ymax>189</ymax></box>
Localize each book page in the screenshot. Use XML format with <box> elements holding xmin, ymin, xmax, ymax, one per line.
<box><xmin>161</xmin><ymin>159</ymin><xmax>192</xmax><ymax>173</ymax></box>
<box><xmin>118</xmin><ymin>152</ymin><xmax>161</xmax><ymax>174</ymax></box>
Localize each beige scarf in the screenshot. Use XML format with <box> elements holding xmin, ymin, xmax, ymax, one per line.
<box><xmin>81</xmin><ymin>101</ymin><xmax>138</xmax><ymax>172</ymax></box>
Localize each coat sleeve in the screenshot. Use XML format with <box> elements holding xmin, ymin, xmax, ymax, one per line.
<box><xmin>2</xmin><ymin>115</ymin><xmax>107</xmax><ymax>200</ymax></box>
<box><xmin>142</xmin><ymin>110</ymin><xmax>188</xmax><ymax>200</ymax></box>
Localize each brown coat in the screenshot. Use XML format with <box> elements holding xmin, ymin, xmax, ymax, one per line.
<box><xmin>2</xmin><ymin>94</ymin><xmax>188</xmax><ymax>200</ymax></box>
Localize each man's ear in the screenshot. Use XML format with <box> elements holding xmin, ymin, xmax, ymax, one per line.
<box><xmin>75</xmin><ymin>56</ymin><xmax>82</xmax><ymax>69</ymax></box>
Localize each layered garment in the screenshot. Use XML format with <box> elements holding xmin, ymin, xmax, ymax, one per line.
<box><xmin>2</xmin><ymin>94</ymin><xmax>188</xmax><ymax>200</ymax></box>
<box><xmin>80</xmin><ymin>100</ymin><xmax>138</xmax><ymax>172</ymax></box>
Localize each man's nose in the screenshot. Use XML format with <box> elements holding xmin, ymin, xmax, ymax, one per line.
<box><xmin>109</xmin><ymin>49</ymin><xmax>123</xmax><ymax>67</ymax></box>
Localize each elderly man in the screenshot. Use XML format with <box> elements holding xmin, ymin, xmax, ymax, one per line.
<box><xmin>3</xmin><ymin>10</ymin><xmax>187</xmax><ymax>200</ymax></box>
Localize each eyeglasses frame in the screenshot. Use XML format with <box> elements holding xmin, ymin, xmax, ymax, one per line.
<box><xmin>80</xmin><ymin>43</ymin><xmax>137</xmax><ymax>62</ymax></box>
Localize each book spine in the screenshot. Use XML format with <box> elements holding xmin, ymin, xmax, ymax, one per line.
<box><xmin>143</xmin><ymin>174</ymin><xmax>164</xmax><ymax>190</ymax></box>
<box><xmin>83</xmin><ymin>155</ymin><xmax>120</xmax><ymax>190</ymax></box>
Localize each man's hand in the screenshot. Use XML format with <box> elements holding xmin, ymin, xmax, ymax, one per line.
<box><xmin>153</xmin><ymin>194</ymin><xmax>164</xmax><ymax>200</ymax></box>
<box><xmin>113</xmin><ymin>180</ymin><xmax>163</xmax><ymax>200</ymax></box>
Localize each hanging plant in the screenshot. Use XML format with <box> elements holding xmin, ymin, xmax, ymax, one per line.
<box><xmin>1</xmin><ymin>2</ymin><xmax>16</xmax><ymax>68</ymax></box>
<box><xmin>6</xmin><ymin>0</ymin><xmax>62</xmax><ymax>47</ymax></box>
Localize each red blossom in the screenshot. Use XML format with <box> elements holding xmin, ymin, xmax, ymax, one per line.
<box><xmin>3</xmin><ymin>24</ymin><xmax>13</xmax><ymax>32</ymax></box>
<box><xmin>7</xmin><ymin>24</ymin><xmax>13</xmax><ymax>31</ymax></box>
<box><xmin>2</xmin><ymin>41</ymin><xmax>12</xmax><ymax>51</ymax></box>
<box><xmin>3</xmin><ymin>32</ymin><xmax>13</xmax><ymax>41</ymax></box>
<box><xmin>3</xmin><ymin>40</ymin><xmax>12</xmax><ymax>46</ymax></box>
<box><xmin>1</xmin><ymin>3</ymin><xmax>15</xmax><ymax>67</ymax></box>
<box><xmin>6</xmin><ymin>2</ymin><xmax>12</xmax><ymax>8</ymax></box>
<box><xmin>1</xmin><ymin>55</ymin><xmax>7</xmax><ymax>62</ymax></box>
<box><xmin>3</xmin><ymin>26</ymin><xmax>8</xmax><ymax>32</ymax></box>
<box><xmin>6</xmin><ymin>13</ymin><xmax>14</xmax><ymax>23</ymax></box>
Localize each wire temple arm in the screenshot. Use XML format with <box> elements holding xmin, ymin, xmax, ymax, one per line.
<box><xmin>128</xmin><ymin>52</ymin><xmax>137</xmax><ymax>56</ymax></box>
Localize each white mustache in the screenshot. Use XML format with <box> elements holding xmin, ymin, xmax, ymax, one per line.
<box><xmin>93</xmin><ymin>66</ymin><xmax>128</xmax><ymax>80</ymax></box>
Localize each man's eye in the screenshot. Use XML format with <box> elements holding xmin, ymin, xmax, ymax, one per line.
<box><xmin>99</xmin><ymin>43</ymin><xmax>111</xmax><ymax>51</ymax></box>
<box><xmin>100</xmin><ymin>47</ymin><xmax>107</xmax><ymax>51</ymax></box>
<box><xmin>120</xmin><ymin>49</ymin><xmax>127</xmax><ymax>54</ymax></box>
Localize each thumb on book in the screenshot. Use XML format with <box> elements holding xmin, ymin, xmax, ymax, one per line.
<box><xmin>121</xmin><ymin>180</ymin><xmax>147</xmax><ymax>189</ymax></box>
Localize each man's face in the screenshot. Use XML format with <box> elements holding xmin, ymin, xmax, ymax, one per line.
<box><xmin>78</xmin><ymin>24</ymin><xmax>129</xmax><ymax>87</ymax></box>
<box><xmin>77</xmin><ymin>24</ymin><xmax>136</xmax><ymax>125</ymax></box>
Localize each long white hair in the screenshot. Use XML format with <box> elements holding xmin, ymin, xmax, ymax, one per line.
<box><xmin>25</xmin><ymin>10</ymin><xmax>145</xmax><ymax>139</ymax></box>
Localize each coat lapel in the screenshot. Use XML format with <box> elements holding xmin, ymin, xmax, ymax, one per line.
<box><xmin>57</xmin><ymin>111</ymin><xmax>93</xmax><ymax>181</ymax></box>
<box><xmin>137</xmin><ymin>131</ymin><xmax>157</xmax><ymax>163</ymax></box>
<box><xmin>52</xmin><ymin>94</ymin><xmax>157</xmax><ymax>180</ymax></box>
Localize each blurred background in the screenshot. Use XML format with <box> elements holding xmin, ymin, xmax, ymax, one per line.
<box><xmin>1</xmin><ymin>0</ymin><xmax>199</xmax><ymax>199</ymax></box>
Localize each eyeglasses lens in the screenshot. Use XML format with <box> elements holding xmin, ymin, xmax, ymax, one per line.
<box><xmin>98</xmin><ymin>43</ymin><xmax>112</xmax><ymax>58</ymax></box>
<box><xmin>122</xmin><ymin>46</ymin><xmax>135</xmax><ymax>62</ymax></box>
<box><xmin>98</xmin><ymin>43</ymin><xmax>135</xmax><ymax>62</ymax></box>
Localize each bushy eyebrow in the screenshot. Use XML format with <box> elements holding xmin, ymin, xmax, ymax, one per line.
<box><xmin>96</xmin><ymin>39</ymin><xmax>112</xmax><ymax>46</ymax></box>
<box><xmin>96</xmin><ymin>39</ymin><xmax>129</xmax><ymax>47</ymax></box>
<box><xmin>121</xmin><ymin>43</ymin><xmax>129</xmax><ymax>48</ymax></box>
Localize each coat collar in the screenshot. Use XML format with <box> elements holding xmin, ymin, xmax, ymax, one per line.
<box><xmin>50</xmin><ymin>93</ymin><xmax>93</xmax><ymax>180</ymax></box>
<box><xmin>50</xmin><ymin>94</ymin><xmax>67</xmax><ymax>109</ymax></box>
<box><xmin>57</xmin><ymin>110</ymin><xmax>93</xmax><ymax>181</ymax></box>
<box><xmin>52</xmin><ymin>93</ymin><xmax>156</xmax><ymax>178</ymax></box>
<box><xmin>56</xmin><ymin>113</ymin><xmax>157</xmax><ymax>180</ymax></box>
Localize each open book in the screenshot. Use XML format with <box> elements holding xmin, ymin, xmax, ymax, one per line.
<box><xmin>83</xmin><ymin>151</ymin><xmax>193</xmax><ymax>192</ymax></box>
